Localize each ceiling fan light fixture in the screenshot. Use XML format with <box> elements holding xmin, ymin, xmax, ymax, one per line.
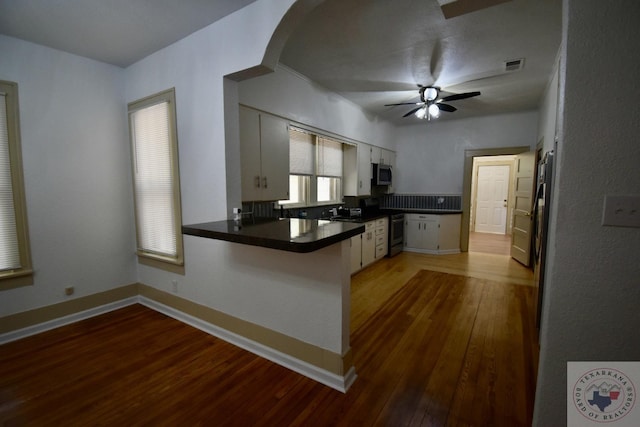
<box><xmin>424</xmin><ymin>87</ymin><xmax>439</xmax><ymax>101</ymax></box>
<box><xmin>415</xmin><ymin>107</ymin><xmax>428</xmax><ymax>119</ymax></box>
<box><xmin>428</xmin><ymin>103</ymin><xmax>440</xmax><ymax>118</ymax></box>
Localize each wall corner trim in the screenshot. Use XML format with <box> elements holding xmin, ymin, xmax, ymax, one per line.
<box><xmin>0</xmin><ymin>283</ymin><xmax>356</xmax><ymax>393</ymax></box>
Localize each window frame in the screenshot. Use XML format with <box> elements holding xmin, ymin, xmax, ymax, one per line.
<box><xmin>127</xmin><ymin>88</ymin><xmax>184</xmax><ymax>272</ymax></box>
<box><xmin>0</xmin><ymin>80</ymin><xmax>33</xmax><ymax>290</ymax></box>
<box><xmin>279</xmin><ymin>174</ymin><xmax>310</xmax><ymax>206</ymax></box>
<box><xmin>279</xmin><ymin>128</ymin><xmax>344</xmax><ymax>208</ymax></box>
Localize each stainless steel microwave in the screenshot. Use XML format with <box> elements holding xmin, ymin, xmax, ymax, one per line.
<box><xmin>372</xmin><ymin>163</ymin><xmax>392</xmax><ymax>186</ymax></box>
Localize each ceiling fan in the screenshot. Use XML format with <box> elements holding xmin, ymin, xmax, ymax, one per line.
<box><xmin>384</xmin><ymin>86</ymin><xmax>481</xmax><ymax>120</ymax></box>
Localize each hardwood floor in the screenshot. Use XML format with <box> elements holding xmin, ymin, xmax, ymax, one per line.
<box><xmin>468</xmin><ymin>231</ymin><xmax>512</xmax><ymax>256</ymax></box>
<box><xmin>0</xmin><ymin>252</ymin><xmax>537</xmax><ymax>426</ymax></box>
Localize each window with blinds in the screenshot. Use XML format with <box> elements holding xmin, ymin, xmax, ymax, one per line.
<box><xmin>279</xmin><ymin>127</ymin><xmax>343</xmax><ymax>206</ymax></box>
<box><xmin>0</xmin><ymin>81</ymin><xmax>32</xmax><ymax>289</ymax></box>
<box><xmin>280</xmin><ymin>128</ymin><xmax>312</xmax><ymax>205</ymax></box>
<box><xmin>317</xmin><ymin>137</ymin><xmax>342</xmax><ymax>203</ymax></box>
<box><xmin>128</xmin><ymin>89</ymin><xmax>183</xmax><ymax>268</ymax></box>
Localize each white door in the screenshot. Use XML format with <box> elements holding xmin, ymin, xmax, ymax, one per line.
<box><xmin>475</xmin><ymin>165</ymin><xmax>510</xmax><ymax>234</ymax></box>
<box><xmin>510</xmin><ymin>152</ymin><xmax>536</xmax><ymax>266</ymax></box>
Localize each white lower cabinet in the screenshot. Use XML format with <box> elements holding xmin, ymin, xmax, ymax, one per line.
<box><xmin>350</xmin><ymin>217</ymin><xmax>389</xmax><ymax>274</ymax></box>
<box><xmin>374</xmin><ymin>217</ymin><xmax>388</xmax><ymax>260</ymax></box>
<box><xmin>350</xmin><ymin>234</ymin><xmax>362</xmax><ymax>274</ymax></box>
<box><xmin>404</xmin><ymin>213</ymin><xmax>461</xmax><ymax>254</ymax></box>
<box><xmin>361</xmin><ymin>221</ymin><xmax>376</xmax><ymax>268</ymax></box>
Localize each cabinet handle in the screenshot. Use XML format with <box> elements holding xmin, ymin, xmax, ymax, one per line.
<box><xmin>254</xmin><ymin>176</ymin><xmax>261</xmax><ymax>188</ymax></box>
<box><xmin>263</xmin><ymin>177</ymin><xmax>268</xmax><ymax>188</ymax></box>
<box><xmin>359</xmin><ymin>180</ymin><xmax>362</xmax><ymax>188</ymax></box>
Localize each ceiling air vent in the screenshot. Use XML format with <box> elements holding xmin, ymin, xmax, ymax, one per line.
<box><xmin>504</xmin><ymin>58</ymin><xmax>524</xmax><ymax>72</ymax></box>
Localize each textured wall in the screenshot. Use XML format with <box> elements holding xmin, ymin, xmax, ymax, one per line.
<box><xmin>394</xmin><ymin>111</ymin><xmax>538</xmax><ymax>194</ymax></box>
<box><xmin>127</xmin><ymin>0</ymin><xmax>355</xmax><ymax>353</ymax></box>
<box><xmin>534</xmin><ymin>1</ymin><xmax>640</xmax><ymax>424</ymax></box>
<box><xmin>238</xmin><ymin>65</ymin><xmax>397</xmax><ymax>151</ymax></box>
<box><xmin>0</xmin><ymin>35</ymin><xmax>136</xmax><ymax>316</ymax></box>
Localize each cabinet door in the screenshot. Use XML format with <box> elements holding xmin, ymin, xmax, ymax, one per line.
<box><xmin>405</xmin><ymin>217</ymin><xmax>422</xmax><ymax>249</ymax></box>
<box><xmin>370</xmin><ymin>145</ymin><xmax>381</xmax><ymax>164</ymax></box>
<box><xmin>259</xmin><ymin>113</ymin><xmax>289</xmax><ymax>201</ymax></box>
<box><xmin>350</xmin><ymin>234</ymin><xmax>362</xmax><ymax>274</ymax></box>
<box><xmin>406</xmin><ymin>214</ymin><xmax>438</xmax><ymax>250</ymax></box>
<box><xmin>361</xmin><ymin>221</ymin><xmax>376</xmax><ymax>267</ymax></box>
<box><xmin>421</xmin><ymin>217</ymin><xmax>439</xmax><ymax>251</ymax></box>
<box><xmin>357</xmin><ymin>143</ymin><xmax>371</xmax><ymax>196</ymax></box>
<box><xmin>239</xmin><ymin>107</ymin><xmax>262</xmax><ymax>201</ymax></box>
<box><xmin>380</xmin><ymin>149</ymin><xmax>394</xmax><ymax>165</ymax></box>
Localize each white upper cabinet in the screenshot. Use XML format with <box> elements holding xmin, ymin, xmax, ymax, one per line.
<box><xmin>343</xmin><ymin>142</ymin><xmax>371</xmax><ymax>197</ymax></box>
<box><xmin>370</xmin><ymin>146</ymin><xmax>394</xmax><ymax>166</ymax></box>
<box><xmin>239</xmin><ymin>106</ymin><xmax>289</xmax><ymax>202</ymax></box>
<box><xmin>381</xmin><ymin>149</ymin><xmax>395</xmax><ymax>166</ymax></box>
<box><xmin>370</xmin><ymin>145</ymin><xmax>381</xmax><ymax>164</ymax></box>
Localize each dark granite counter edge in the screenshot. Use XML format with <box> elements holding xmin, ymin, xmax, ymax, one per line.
<box><xmin>382</xmin><ymin>208</ymin><xmax>463</xmax><ymax>215</ymax></box>
<box><xmin>182</xmin><ymin>222</ymin><xmax>365</xmax><ymax>254</ymax></box>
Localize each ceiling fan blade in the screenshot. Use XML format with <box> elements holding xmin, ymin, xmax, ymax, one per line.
<box><xmin>437</xmin><ymin>103</ymin><xmax>457</xmax><ymax>113</ymax></box>
<box><xmin>439</xmin><ymin>91</ymin><xmax>481</xmax><ymax>102</ymax></box>
<box><xmin>385</xmin><ymin>102</ymin><xmax>424</xmax><ymax>107</ymax></box>
<box><xmin>403</xmin><ymin>106</ymin><xmax>423</xmax><ymax>117</ymax></box>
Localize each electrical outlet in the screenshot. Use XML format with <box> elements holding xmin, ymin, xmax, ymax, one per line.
<box><xmin>171</xmin><ymin>280</ymin><xmax>178</xmax><ymax>293</ymax></box>
<box><xmin>65</xmin><ymin>286</ymin><xmax>74</xmax><ymax>296</ymax></box>
<box><xmin>602</xmin><ymin>195</ymin><xmax>640</xmax><ymax>228</ymax></box>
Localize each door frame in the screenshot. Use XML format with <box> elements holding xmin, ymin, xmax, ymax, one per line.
<box><xmin>471</xmin><ymin>159</ymin><xmax>514</xmax><ymax>234</ymax></box>
<box><xmin>461</xmin><ymin>146</ymin><xmax>531</xmax><ymax>252</ymax></box>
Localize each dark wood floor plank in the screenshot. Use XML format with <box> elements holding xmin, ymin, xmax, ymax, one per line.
<box><xmin>0</xmin><ymin>253</ymin><xmax>537</xmax><ymax>426</ymax></box>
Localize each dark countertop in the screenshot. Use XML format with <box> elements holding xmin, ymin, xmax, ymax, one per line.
<box><xmin>382</xmin><ymin>208</ymin><xmax>463</xmax><ymax>215</ymax></box>
<box><xmin>329</xmin><ymin>213</ymin><xmax>389</xmax><ymax>223</ymax></box>
<box><xmin>182</xmin><ymin>218</ymin><xmax>365</xmax><ymax>253</ymax></box>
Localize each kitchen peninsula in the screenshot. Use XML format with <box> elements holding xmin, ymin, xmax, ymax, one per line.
<box><xmin>183</xmin><ymin>217</ymin><xmax>364</xmax><ymax>253</ymax></box>
<box><xmin>181</xmin><ymin>218</ymin><xmax>364</xmax><ymax>392</ymax></box>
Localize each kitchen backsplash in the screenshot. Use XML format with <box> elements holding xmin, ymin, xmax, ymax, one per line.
<box><xmin>241</xmin><ymin>201</ymin><xmax>342</xmax><ymax>219</ymax></box>
<box><xmin>242</xmin><ymin>194</ymin><xmax>461</xmax><ymax>219</ymax></box>
<box><xmin>381</xmin><ymin>194</ymin><xmax>462</xmax><ymax>211</ymax></box>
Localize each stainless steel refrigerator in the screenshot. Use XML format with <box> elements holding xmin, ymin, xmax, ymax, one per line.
<box><xmin>534</xmin><ymin>150</ymin><xmax>554</xmax><ymax>333</ymax></box>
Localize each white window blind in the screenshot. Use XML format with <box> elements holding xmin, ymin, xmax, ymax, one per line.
<box><xmin>289</xmin><ymin>128</ymin><xmax>314</xmax><ymax>175</ymax></box>
<box><xmin>130</xmin><ymin>100</ymin><xmax>178</xmax><ymax>259</ymax></box>
<box><xmin>0</xmin><ymin>93</ymin><xmax>20</xmax><ymax>271</ymax></box>
<box><xmin>317</xmin><ymin>137</ymin><xmax>343</xmax><ymax>177</ymax></box>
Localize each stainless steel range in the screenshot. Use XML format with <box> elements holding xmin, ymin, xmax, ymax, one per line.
<box><xmin>388</xmin><ymin>213</ymin><xmax>404</xmax><ymax>257</ymax></box>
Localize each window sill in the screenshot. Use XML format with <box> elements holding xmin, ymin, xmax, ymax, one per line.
<box><xmin>0</xmin><ymin>269</ymin><xmax>34</xmax><ymax>291</ymax></box>
<box><xmin>278</xmin><ymin>200</ymin><xmax>343</xmax><ymax>209</ymax></box>
<box><xmin>137</xmin><ymin>253</ymin><xmax>185</xmax><ymax>275</ymax></box>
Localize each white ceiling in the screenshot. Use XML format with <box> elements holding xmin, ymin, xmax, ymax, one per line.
<box><xmin>279</xmin><ymin>0</ymin><xmax>562</xmax><ymax>123</ymax></box>
<box><xmin>0</xmin><ymin>0</ymin><xmax>258</xmax><ymax>67</ymax></box>
<box><xmin>0</xmin><ymin>0</ymin><xmax>562</xmax><ymax>124</ymax></box>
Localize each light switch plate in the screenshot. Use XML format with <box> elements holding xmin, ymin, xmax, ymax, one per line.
<box><xmin>602</xmin><ymin>195</ymin><xmax>640</xmax><ymax>227</ymax></box>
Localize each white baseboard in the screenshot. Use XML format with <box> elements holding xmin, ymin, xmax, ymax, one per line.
<box><xmin>1</xmin><ymin>294</ymin><xmax>356</xmax><ymax>393</ymax></box>
<box><xmin>139</xmin><ymin>296</ymin><xmax>356</xmax><ymax>393</ymax></box>
<box><xmin>0</xmin><ymin>297</ymin><xmax>138</xmax><ymax>345</ymax></box>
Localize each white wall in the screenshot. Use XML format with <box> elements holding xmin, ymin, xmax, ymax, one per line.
<box><xmin>394</xmin><ymin>111</ymin><xmax>538</xmax><ymax>194</ymax></box>
<box><xmin>125</xmin><ymin>0</ymin><xmax>355</xmax><ymax>352</ymax></box>
<box><xmin>0</xmin><ymin>35</ymin><xmax>136</xmax><ymax>316</ymax></box>
<box><xmin>534</xmin><ymin>1</ymin><xmax>640</xmax><ymax>424</ymax></box>
<box><xmin>537</xmin><ymin>55</ymin><xmax>559</xmax><ymax>154</ymax></box>
<box><xmin>238</xmin><ymin>65</ymin><xmax>396</xmax><ymax>150</ymax></box>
